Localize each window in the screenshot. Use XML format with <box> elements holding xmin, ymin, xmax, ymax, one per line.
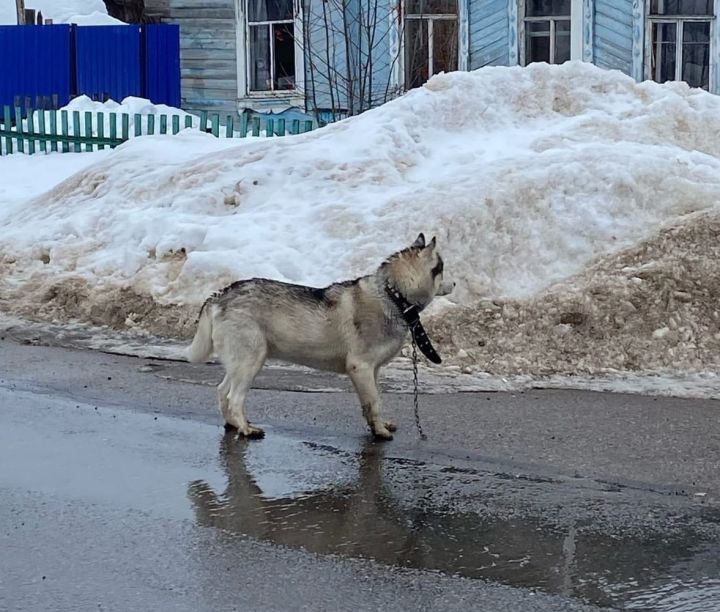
<box><xmin>523</xmin><ymin>0</ymin><xmax>571</xmax><ymax>65</ymax></box>
<box><xmin>648</xmin><ymin>0</ymin><xmax>713</xmax><ymax>89</ymax></box>
<box><xmin>247</xmin><ymin>0</ymin><xmax>297</xmax><ymax>92</ymax></box>
<box><xmin>404</xmin><ymin>0</ymin><xmax>459</xmax><ymax>90</ymax></box>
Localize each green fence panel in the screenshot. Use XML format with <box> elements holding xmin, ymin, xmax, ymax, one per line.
<box><xmin>97</xmin><ymin>112</ymin><xmax>105</xmax><ymax>150</ymax></box>
<box><xmin>109</xmin><ymin>113</ymin><xmax>117</xmax><ymax>148</ymax></box>
<box><xmin>3</xmin><ymin>106</ymin><xmax>13</xmax><ymax>154</ymax></box>
<box><xmin>72</xmin><ymin>112</ymin><xmax>81</xmax><ymax>152</ymax></box>
<box><xmin>61</xmin><ymin>111</ymin><xmax>69</xmax><ymax>153</ymax></box>
<box><xmin>14</xmin><ymin>107</ymin><xmax>24</xmax><ymax>153</ymax></box>
<box><xmin>26</xmin><ymin>111</ymin><xmax>35</xmax><ymax>155</ymax></box>
<box><xmin>122</xmin><ymin>114</ymin><xmax>129</xmax><ymax>141</ymax></box>
<box><xmin>49</xmin><ymin>110</ymin><xmax>57</xmax><ymax>153</ymax></box>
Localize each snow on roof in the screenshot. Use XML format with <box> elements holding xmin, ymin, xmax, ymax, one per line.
<box><xmin>0</xmin><ymin>0</ymin><xmax>123</xmax><ymax>25</ymax></box>
<box><xmin>1</xmin><ymin>62</ymin><xmax>720</xmax><ymax>377</ymax></box>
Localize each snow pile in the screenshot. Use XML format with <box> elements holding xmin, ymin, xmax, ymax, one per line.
<box><xmin>1</xmin><ymin>62</ymin><xmax>720</xmax><ymax>377</ymax></box>
<box><xmin>29</xmin><ymin>96</ymin><xmax>200</xmax><ymax>137</ymax></box>
<box><xmin>0</xmin><ymin>0</ymin><xmax>122</xmax><ymax>25</ymax></box>
<box><xmin>428</xmin><ymin>208</ymin><xmax>720</xmax><ymax>375</ymax></box>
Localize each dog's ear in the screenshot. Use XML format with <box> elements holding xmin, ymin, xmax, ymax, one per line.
<box><xmin>411</xmin><ymin>233</ymin><xmax>426</xmax><ymax>249</ymax></box>
<box><xmin>428</xmin><ymin>236</ymin><xmax>437</xmax><ymax>250</ymax></box>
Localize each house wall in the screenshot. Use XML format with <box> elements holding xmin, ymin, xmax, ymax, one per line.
<box><xmin>145</xmin><ymin>0</ymin><xmax>238</xmax><ymax>114</ymax></box>
<box><xmin>592</xmin><ymin>0</ymin><xmax>634</xmax><ymax>75</ymax></box>
<box><xmin>468</xmin><ymin>0</ymin><xmax>511</xmax><ymax>68</ymax></box>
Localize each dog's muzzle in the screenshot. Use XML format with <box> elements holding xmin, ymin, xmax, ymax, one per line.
<box><xmin>437</xmin><ymin>280</ymin><xmax>455</xmax><ymax>297</ymax></box>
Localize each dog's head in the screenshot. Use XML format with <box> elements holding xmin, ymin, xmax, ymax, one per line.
<box><xmin>381</xmin><ymin>233</ymin><xmax>454</xmax><ymax>308</ymax></box>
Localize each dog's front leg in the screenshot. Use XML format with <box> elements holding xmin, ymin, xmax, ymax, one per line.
<box><xmin>348</xmin><ymin>361</ymin><xmax>394</xmax><ymax>440</ymax></box>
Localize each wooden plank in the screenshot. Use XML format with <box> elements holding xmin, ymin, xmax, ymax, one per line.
<box><xmin>277</xmin><ymin>119</ymin><xmax>285</xmax><ymax>136</ymax></box>
<box><xmin>37</xmin><ymin>110</ymin><xmax>47</xmax><ymax>153</ymax></box>
<box><xmin>225</xmin><ymin>114</ymin><xmax>233</xmax><ymax>138</ymax></box>
<box><xmin>172</xmin><ymin>114</ymin><xmax>181</xmax><ymax>134</ymax></box>
<box><xmin>240</xmin><ymin>113</ymin><xmax>248</xmax><ymax>137</ymax></box>
<box><xmin>61</xmin><ymin>111</ymin><xmax>69</xmax><ymax>153</ymax></box>
<box><xmin>122</xmin><ymin>114</ymin><xmax>130</xmax><ymax>140</ymax></box>
<box><xmin>3</xmin><ymin>106</ymin><xmax>13</xmax><ymax>154</ymax></box>
<box><xmin>160</xmin><ymin>114</ymin><xmax>168</xmax><ymax>134</ymax></box>
<box><xmin>148</xmin><ymin>114</ymin><xmax>156</xmax><ymax>135</ymax></box>
<box><xmin>72</xmin><ymin>111</ymin><xmax>81</xmax><ymax>153</ymax></box>
<box><xmin>210</xmin><ymin>113</ymin><xmax>220</xmax><ymax>136</ymax></box>
<box><xmin>49</xmin><ymin>109</ymin><xmax>58</xmax><ymax>153</ymax></box>
<box><xmin>134</xmin><ymin>114</ymin><xmax>143</xmax><ymax>137</ymax></box>
<box><xmin>266</xmin><ymin>118</ymin><xmax>274</xmax><ymax>137</ymax></box>
<box><xmin>184</xmin><ymin>115</ymin><xmax>193</xmax><ymax>129</ymax></box>
<box><xmin>251</xmin><ymin>117</ymin><xmax>260</xmax><ymax>137</ymax></box>
<box><xmin>84</xmin><ymin>112</ymin><xmax>94</xmax><ymax>152</ymax></box>
<box><xmin>14</xmin><ymin>107</ymin><xmax>24</xmax><ymax>154</ymax></box>
<box><xmin>291</xmin><ymin>119</ymin><xmax>300</xmax><ymax>135</ymax></box>
<box><xmin>98</xmin><ymin>112</ymin><xmax>105</xmax><ymax>150</ymax></box>
<box><xmin>109</xmin><ymin>113</ymin><xmax>117</xmax><ymax>148</ymax></box>
<box><xmin>27</xmin><ymin>110</ymin><xmax>36</xmax><ymax>155</ymax></box>
<box><xmin>199</xmin><ymin>111</ymin><xmax>208</xmax><ymax>133</ymax></box>
<box><xmin>303</xmin><ymin>120</ymin><xmax>313</xmax><ymax>133</ymax></box>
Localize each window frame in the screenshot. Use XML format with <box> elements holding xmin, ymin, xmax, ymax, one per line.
<box><xmin>645</xmin><ymin>6</ymin><xmax>715</xmax><ymax>89</ymax></box>
<box><xmin>522</xmin><ymin>15</ymin><xmax>572</xmax><ymax>64</ymax></box>
<box><xmin>236</xmin><ymin>0</ymin><xmax>306</xmax><ymax>109</ymax></box>
<box><xmin>399</xmin><ymin>0</ymin><xmax>465</xmax><ymax>91</ymax></box>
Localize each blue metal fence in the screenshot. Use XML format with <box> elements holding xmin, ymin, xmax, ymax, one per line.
<box><xmin>143</xmin><ymin>25</ymin><xmax>181</xmax><ymax>108</ymax></box>
<box><xmin>0</xmin><ymin>24</ymin><xmax>180</xmax><ymax>109</ymax></box>
<box><xmin>0</xmin><ymin>25</ymin><xmax>72</xmax><ymax>108</ymax></box>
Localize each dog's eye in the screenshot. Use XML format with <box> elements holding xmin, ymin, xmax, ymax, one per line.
<box><xmin>432</xmin><ymin>256</ymin><xmax>444</xmax><ymax>277</ymax></box>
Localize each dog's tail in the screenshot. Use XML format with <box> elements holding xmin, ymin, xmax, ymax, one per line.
<box><xmin>186</xmin><ymin>303</ymin><xmax>214</xmax><ymax>363</ymax></box>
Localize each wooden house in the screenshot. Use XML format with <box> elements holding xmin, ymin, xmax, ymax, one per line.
<box><xmin>144</xmin><ymin>0</ymin><xmax>720</xmax><ymax>118</ymax></box>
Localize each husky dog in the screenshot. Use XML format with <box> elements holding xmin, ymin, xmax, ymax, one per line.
<box><xmin>187</xmin><ymin>233</ymin><xmax>453</xmax><ymax>440</ymax></box>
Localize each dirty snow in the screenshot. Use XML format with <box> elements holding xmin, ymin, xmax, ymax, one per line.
<box><xmin>1</xmin><ymin>62</ymin><xmax>720</xmax><ymax>389</ymax></box>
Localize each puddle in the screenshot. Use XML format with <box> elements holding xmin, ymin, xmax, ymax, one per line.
<box><xmin>190</xmin><ymin>432</ymin><xmax>720</xmax><ymax>610</ymax></box>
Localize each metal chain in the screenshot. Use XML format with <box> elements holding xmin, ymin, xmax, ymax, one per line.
<box><xmin>411</xmin><ymin>333</ymin><xmax>427</xmax><ymax>441</ymax></box>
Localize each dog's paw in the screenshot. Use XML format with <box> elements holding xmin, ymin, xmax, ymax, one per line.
<box><xmin>371</xmin><ymin>424</ymin><xmax>394</xmax><ymax>441</ymax></box>
<box><xmin>384</xmin><ymin>421</ymin><xmax>397</xmax><ymax>433</ymax></box>
<box><xmin>240</xmin><ymin>425</ymin><xmax>265</xmax><ymax>439</ymax></box>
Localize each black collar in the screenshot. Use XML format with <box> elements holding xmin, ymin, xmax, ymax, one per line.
<box><xmin>385</xmin><ymin>285</ymin><xmax>442</xmax><ymax>364</ymax></box>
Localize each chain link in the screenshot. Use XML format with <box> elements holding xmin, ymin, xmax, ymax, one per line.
<box><xmin>411</xmin><ymin>334</ymin><xmax>427</xmax><ymax>441</ymax></box>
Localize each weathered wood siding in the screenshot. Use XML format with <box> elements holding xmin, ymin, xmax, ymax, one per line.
<box><xmin>592</xmin><ymin>0</ymin><xmax>634</xmax><ymax>75</ymax></box>
<box><xmin>145</xmin><ymin>0</ymin><xmax>238</xmax><ymax>114</ymax></box>
<box><xmin>469</xmin><ymin>0</ymin><xmax>511</xmax><ymax>69</ymax></box>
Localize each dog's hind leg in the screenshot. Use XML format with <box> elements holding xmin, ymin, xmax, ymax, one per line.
<box><xmin>222</xmin><ymin>326</ymin><xmax>267</xmax><ymax>439</ymax></box>
<box><xmin>348</xmin><ymin>361</ymin><xmax>393</xmax><ymax>440</ymax></box>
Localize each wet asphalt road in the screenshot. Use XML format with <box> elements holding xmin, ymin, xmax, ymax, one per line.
<box><xmin>1</xmin><ymin>332</ymin><xmax>720</xmax><ymax>611</ymax></box>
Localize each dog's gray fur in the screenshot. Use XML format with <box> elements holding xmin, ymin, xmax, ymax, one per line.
<box><xmin>187</xmin><ymin>233</ymin><xmax>453</xmax><ymax>440</ymax></box>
